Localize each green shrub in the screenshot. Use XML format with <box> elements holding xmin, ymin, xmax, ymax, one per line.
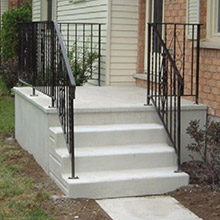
<box><xmin>1</xmin><ymin>2</ymin><xmax>32</xmax><ymax>62</ymax></box>
<box><xmin>68</xmin><ymin>41</ymin><xmax>99</xmax><ymax>86</ymax></box>
<box><xmin>186</xmin><ymin>120</ymin><xmax>220</xmax><ymax>191</ymax></box>
<box><xmin>0</xmin><ymin>2</ymin><xmax>31</xmax><ymax>90</ymax></box>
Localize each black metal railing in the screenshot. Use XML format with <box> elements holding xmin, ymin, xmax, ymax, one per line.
<box><xmin>147</xmin><ymin>23</ymin><xmax>201</xmax><ymax>170</ymax></box>
<box><xmin>19</xmin><ymin>21</ymin><xmax>103</xmax><ymax>179</ymax></box>
<box><xmin>58</xmin><ymin>23</ymin><xmax>103</xmax><ymax>86</ymax></box>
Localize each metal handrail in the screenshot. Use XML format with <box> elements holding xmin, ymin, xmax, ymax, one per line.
<box><xmin>147</xmin><ymin>23</ymin><xmax>201</xmax><ymax>170</ymax></box>
<box><xmin>19</xmin><ymin>21</ymin><xmax>103</xmax><ymax>179</ymax></box>
<box><xmin>54</xmin><ymin>21</ymin><xmax>76</xmax><ymax>87</ymax></box>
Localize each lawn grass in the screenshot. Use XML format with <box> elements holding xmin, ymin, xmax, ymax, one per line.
<box><xmin>0</xmin><ymin>79</ymin><xmax>55</xmax><ymax>220</ymax></box>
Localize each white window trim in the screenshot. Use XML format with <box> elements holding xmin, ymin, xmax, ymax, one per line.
<box><xmin>207</xmin><ymin>0</ymin><xmax>220</xmax><ymax>41</ymax></box>
<box><xmin>186</xmin><ymin>0</ymin><xmax>200</xmax><ymax>39</ymax></box>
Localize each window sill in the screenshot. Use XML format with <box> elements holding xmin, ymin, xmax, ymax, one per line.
<box><xmin>133</xmin><ymin>73</ymin><xmax>147</xmax><ymax>81</ymax></box>
<box><xmin>200</xmin><ymin>40</ymin><xmax>220</xmax><ymax>50</ymax></box>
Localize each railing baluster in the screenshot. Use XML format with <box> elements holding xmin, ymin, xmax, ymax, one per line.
<box><xmin>191</xmin><ymin>25</ymin><xmax>195</xmax><ymax>96</ymax></box>
<box><xmin>98</xmin><ymin>24</ymin><xmax>101</xmax><ymax>86</ymax></box>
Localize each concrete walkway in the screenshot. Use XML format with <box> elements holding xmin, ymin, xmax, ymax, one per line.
<box><xmin>97</xmin><ymin>196</ymin><xmax>202</xmax><ymax>220</ymax></box>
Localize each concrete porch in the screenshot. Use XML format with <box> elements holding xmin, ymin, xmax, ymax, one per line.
<box><xmin>14</xmin><ymin>86</ymin><xmax>207</xmax><ymax>198</ymax></box>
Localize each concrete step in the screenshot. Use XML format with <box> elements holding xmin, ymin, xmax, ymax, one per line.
<box><xmin>50</xmin><ymin>124</ymin><xmax>168</xmax><ymax>148</ymax></box>
<box><xmin>74</xmin><ymin>107</ymin><xmax>161</xmax><ymax>126</ymax></box>
<box><xmin>58</xmin><ymin>168</ymin><xmax>189</xmax><ymax>199</ymax></box>
<box><xmin>50</xmin><ymin>143</ymin><xmax>177</xmax><ymax>174</ymax></box>
<box><xmin>75</xmin><ymin>123</ymin><xmax>168</xmax><ymax>147</ymax></box>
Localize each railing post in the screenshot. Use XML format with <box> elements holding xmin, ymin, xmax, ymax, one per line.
<box><xmin>98</xmin><ymin>24</ymin><xmax>101</xmax><ymax>86</ymax></box>
<box><xmin>32</xmin><ymin>23</ymin><xmax>37</xmax><ymax>97</ymax></box>
<box><xmin>195</xmin><ymin>24</ymin><xmax>201</xmax><ymax>104</ymax></box>
<box><xmin>69</xmin><ymin>86</ymin><xmax>78</xmax><ymax>179</ymax></box>
<box><xmin>147</xmin><ymin>24</ymin><xmax>151</xmax><ymax>105</ymax></box>
<box><xmin>51</xmin><ymin>21</ymin><xmax>55</xmax><ymax>107</ymax></box>
<box><xmin>177</xmin><ymin>80</ymin><xmax>182</xmax><ymax>172</ymax></box>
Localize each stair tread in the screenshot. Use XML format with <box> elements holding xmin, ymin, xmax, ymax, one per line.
<box><xmin>55</xmin><ymin>144</ymin><xmax>174</xmax><ymax>158</ymax></box>
<box><xmin>75</xmin><ymin>123</ymin><xmax>164</xmax><ymax>132</ymax></box>
<box><xmin>50</xmin><ymin>123</ymin><xmax>164</xmax><ymax>134</ymax></box>
<box><xmin>75</xmin><ymin>144</ymin><xmax>174</xmax><ymax>157</ymax></box>
<box><xmin>64</xmin><ymin>167</ymin><xmax>188</xmax><ymax>183</ymax></box>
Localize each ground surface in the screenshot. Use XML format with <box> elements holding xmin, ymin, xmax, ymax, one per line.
<box><xmin>1</xmin><ymin>136</ymin><xmax>112</xmax><ymax>220</ymax></box>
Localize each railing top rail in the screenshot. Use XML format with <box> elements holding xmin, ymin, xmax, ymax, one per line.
<box><xmin>150</xmin><ymin>24</ymin><xmax>184</xmax><ymax>86</ymax></box>
<box><xmin>53</xmin><ymin>21</ymin><xmax>76</xmax><ymax>88</ymax></box>
<box><xmin>58</xmin><ymin>22</ymin><xmax>105</xmax><ymax>25</ymax></box>
<box><xmin>148</xmin><ymin>22</ymin><xmax>202</xmax><ymax>26</ymax></box>
<box><xmin>20</xmin><ymin>21</ymin><xmax>105</xmax><ymax>25</ymax></box>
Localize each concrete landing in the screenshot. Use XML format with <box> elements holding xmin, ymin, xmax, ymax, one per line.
<box><xmin>97</xmin><ymin>196</ymin><xmax>202</xmax><ymax>220</ymax></box>
<box><xmin>74</xmin><ymin>86</ymin><xmax>207</xmax><ymax>111</ymax></box>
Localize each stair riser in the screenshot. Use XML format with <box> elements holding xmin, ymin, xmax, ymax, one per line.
<box><xmin>61</xmin><ymin>152</ymin><xmax>177</xmax><ymax>173</ymax></box>
<box><xmin>75</xmin><ymin>129</ymin><xmax>168</xmax><ymax>147</ymax></box>
<box><xmin>75</xmin><ymin>111</ymin><xmax>161</xmax><ymax>126</ymax></box>
<box><xmin>49</xmin><ymin>154</ymin><xmax>69</xmax><ymax>190</ymax></box>
<box><xmin>67</xmin><ymin>175</ymin><xmax>189</xmax><ymax>199</ymax></box>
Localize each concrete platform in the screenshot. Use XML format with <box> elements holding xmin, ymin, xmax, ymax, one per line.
<box><xmin>74</xmin><ymin>86</ymin><xmax>207</xmax><ymax>111</ymax></box>
<box><xmin>97</xmin><ymin>196</ymin><xmax>202</xmax><ymax>220</ymax></box>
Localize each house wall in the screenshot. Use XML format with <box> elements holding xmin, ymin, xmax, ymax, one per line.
<box><xmin>8</xmin><ymin>0</ymin><xmax>31</xmax><ymax>9</ymax></box>
<box><xmin>108</xmin><ymin>0</ymin><xmax>139</xmax><ymax>86</ymax></box>
<box><xmin>32</xmin><ymin>0</ymin><xmax>41</xmax><ymax>21</ymax></box>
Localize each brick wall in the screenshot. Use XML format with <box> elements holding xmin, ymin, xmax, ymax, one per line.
<box><xmin>8</xmin><ymin>0</ymin><xmax>30</xmax><ymax>9</ymax></box>
<box><xmin>137</xmin><ymin>0</ymin><xmax>220</xmax><ymax>117</ymax></box>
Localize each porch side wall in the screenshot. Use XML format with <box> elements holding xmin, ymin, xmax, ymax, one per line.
<box><xmin>14</xmin><ymin>88</ymin><xmax>59</xmax><ymax>173</ymax></box>
<box><xmin>109</xmin><ymin>0</ymin><xmax>139</xmax><ymax>86</ymax></box>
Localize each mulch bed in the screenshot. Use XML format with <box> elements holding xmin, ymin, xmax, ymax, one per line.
<box><xmin>169</xmin><ymin>161</ymin><xmax>220</xmax><ymax>220</ymax></box>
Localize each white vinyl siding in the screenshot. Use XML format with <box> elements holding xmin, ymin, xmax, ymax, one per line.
<box><xmin>32</xmin><ymin>0</ymin><xmax>41</xmax><ymax>21</ymax></box>
<box><xmin>187</xmin><ymin>0</ymin><xmax>200</xmax><ymax>39</ymax></box>
<box><xmin>57</xmin><ymin>0</ymin><xmax>107</xmax><ymax>23</ymax></box>
<box><xmin>109</xmin><ymin>0</ymin><xmax>139</xmax><ymax>85</ymax></box>
<box><xmin>32</xmin><ymin>0</ymin><xmax>57</xmax><ymax>21</ymax></box>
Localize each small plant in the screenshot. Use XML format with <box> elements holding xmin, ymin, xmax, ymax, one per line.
<box><xmin>186</xmin><ymin>120</ymin><xmax>220</xmax><ymax>191</ymax></box>
<box><xmin>68</xmin><ymin>41</ymin><xmax>99</xmax><ymax>86</ymax></box>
